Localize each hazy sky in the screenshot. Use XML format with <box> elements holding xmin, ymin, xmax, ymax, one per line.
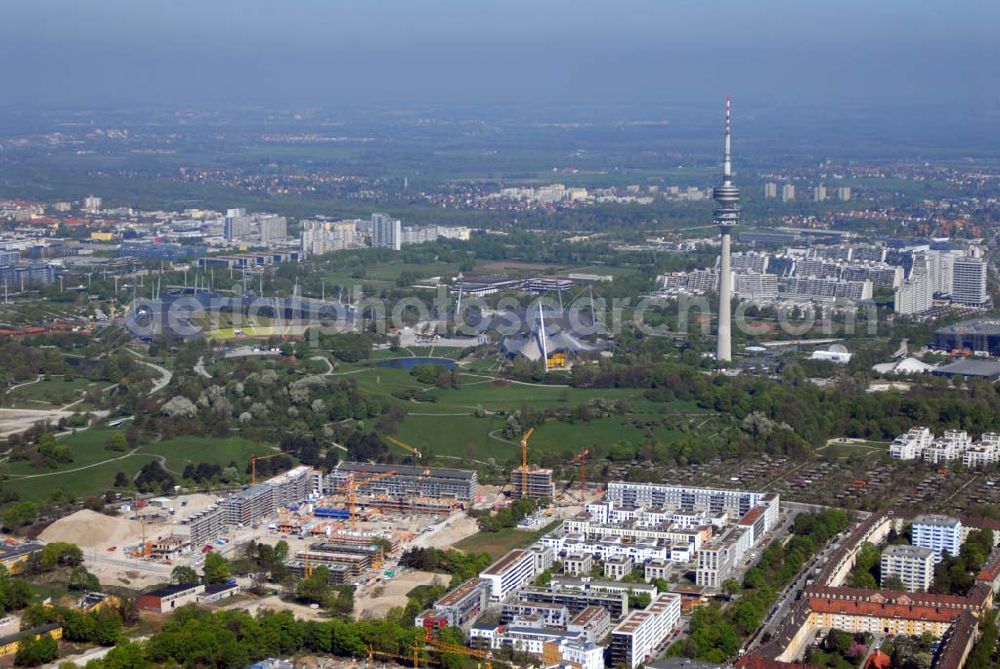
<box><xmin>3</xmin><ymin>0</ymin><xmax>997</xmax><ymax>112</ymax></box>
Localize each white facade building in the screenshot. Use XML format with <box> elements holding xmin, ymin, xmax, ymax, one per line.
<box><xmin>609</xmin><ymin>593</ymin><xmax>682</xmax><ymax>669</ymax></box>
<box><xmin>480</xmin><ymin>549</ymin><xmax>538</xmax><ymax>602</ymax></box>
<box><xmin>889</xmin><ymin>427</ymin><xmax>934</xmax><ymax>460</ymax></box>
<box><xmin>881</xmin><ymin>544</ymin><xmax>935</xmax><ymax>592</ymax></box>
<box><xmin>912</xmin><ymin>515</ymin><xmax>963</xmax><ymax>561</ymax></box>
<box><xmin>372</xmin><ymin>213</ymin><xmax>401</xmax><ymax>251</ymax></box>
<box><xmin>952</xmin><ymin>257</ymin><xmax>988</xmax><ymax>306</ymax></box>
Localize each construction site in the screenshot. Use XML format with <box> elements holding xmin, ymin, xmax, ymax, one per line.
<box><xmin>37</xmin><ymin>460</ymin><xmax>492</xmax><ymax>592</ymax></box>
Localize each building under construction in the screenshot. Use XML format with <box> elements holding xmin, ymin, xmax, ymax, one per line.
<box><xmin>322</xmin><ymin>494</ymin><xmax>456</xmax><ymax>517</ymax></box>
<box><xmin>291</xmin><ymin>542</ymin><xmax>381</xmax><ymax>584</ymax></box>
<box><xmin>511</xmin><ymin>467</ymin><xmax>555</xmax><ymax>500</ymax></box>
<box><xmin>179</xmin><ymin>506</ymin><xmax>225</xmax><ymax>546</ymax></box>
<box><xmin>326</xmin><ymin>462</ymin><xmax>478</xmax><ymax>502</ymax></box>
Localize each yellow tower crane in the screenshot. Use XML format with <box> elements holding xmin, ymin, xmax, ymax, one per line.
<box><xmin>385</xmin><ymin>435</ymin><xmax>422</xmax><ymax>459</ymax></box>
<box><xmin>347</xmin><ymin>470</ymin><xmax>397</xmax><ymax>529</ymax></box>
<box><xmin>249</xmin><ymin>452</ymin><xmax>285</xmax><ymax>484</ymax></box>
<box><xmin>367</xmin><ymin>645</ymin><xmax>420</xmax><ymax>668</ymax></box>
<box><xmin>519</xmin><ymin>426</ymin><xmax>535</xmax><ymax>499</ymax></box>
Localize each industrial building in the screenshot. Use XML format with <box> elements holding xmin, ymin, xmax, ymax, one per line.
<box><xmin>933</xmin><ymin>319</ymin><xmax>1000</xmax><ymax>356</ymax></box>
<box><xmin>137</xmin><ymin>583</ymin><xmax>206</xmax><ymax>613</ymax></box>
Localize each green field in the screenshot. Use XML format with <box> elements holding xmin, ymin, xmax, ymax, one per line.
<box><xmin>5</xmin><ymin>377</ymin><xmax>101</xmax><ymax>409</ymax></box>
<box><xmin>452</xmin><ymin>521</ymin><xmax>561</xmax><ymax>559</ymax></box>
<box><xmin>3</xmin><ymin>429</ymin><xmax>269</xmax><ymax>502</ymax></box>
<box><xmin>340</xmin><ymin>361</ymin><xmax>726</xmax><ymax>465</ymax></box>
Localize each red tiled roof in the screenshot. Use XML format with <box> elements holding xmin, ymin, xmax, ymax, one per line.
<box><xmin>735</xmin><ymin>655</ymin><xmax>818</xmax><ymax>669</ymax></box>
<box><xmin>739</xmin><ymin>507</ymin><xmax>765</xmax><ymax>525</ymax></box>
<box><xmin>866</xmin><ymin>650</ymin><xmax>890</xmax><ymax>669</ymax></box>
<box><xmin>808</xmin><ymin>597</ymin><xmax>961</xmax><ymax>623</ymax></box>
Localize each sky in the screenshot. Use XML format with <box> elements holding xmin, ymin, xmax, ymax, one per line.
<box><xmin>2</xmin><ymin>0</ymin><xmax>998</xmax><ymax>114</ymax></box>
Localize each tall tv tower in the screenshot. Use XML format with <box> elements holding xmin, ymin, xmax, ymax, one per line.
<box><xmin>713</xmin><ymin>97</ymin><xmax>740</xmax><ymax>364</ymax></box>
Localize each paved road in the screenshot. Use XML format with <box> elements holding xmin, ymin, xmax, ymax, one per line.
<box><xmin>126</xmin><ymin>349</ymin><xmax>172</xmax><ymax>394</ymax></box>
<box><xmin>746</xmin><ymin>528</ymin><xmax>848</xmax><ymax>652</ymax></box>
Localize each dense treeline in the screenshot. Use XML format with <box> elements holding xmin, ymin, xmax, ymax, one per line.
<box><xmin>73</xmin><ymin>607</ymin><xmax>462</xmax><ymax>669</ymax></box>
<box><xmin>672</xmin><ymin>510</ymin><xmax>850</xmax><ymax>663</ymax></box>
<box><xmin>569</xmin><ymin>359</ymin><xmax>1000</xmax><ymax>448</ymax></box>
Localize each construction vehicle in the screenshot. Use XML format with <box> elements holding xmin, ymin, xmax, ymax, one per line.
<box><xmin>385</xmin><ymin>435</ymin><xmax>422</xmax><ymax>459</ymax></box>
<box><xmin>348</xmin><ymin>470</ymin><xmax>397</xmax><ymax>529</ymax></box>
<box><xmin>519</xmin><ymin>426</ymin><xmax>535</xmax><ymax>499</ymax></box>
<box><xmin>249</xmin><ymin>452</ymin><xmax>285</xmax><ymax>484</ymax></box>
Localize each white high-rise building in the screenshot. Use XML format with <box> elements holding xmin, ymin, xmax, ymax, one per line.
<box><xmin>836</xmin><ymin>186</ymin><xmax>851</xmax><ymax>201</ymax></box>
<box><xmin>880</xmin><ymin>545</ymin><xmax>935</xmax><ymax>592</ymax></box>
<box><xmin>895</xmin><ymin>265</ymin><xmax>932</xmax><ymax>315</ymax></box>
<box><xmin>259</xmin><ymin>215</ymin><xmax>287</xmax><ymax>244</ymax></box>
<box><xmin>372</xmin><ymin>213</ymin><xmax>401</xmax><ymax>251</ymax></box>
<box><xmin>912</xmin><ymin>515</ymin><xmax>962</xmax><ymax>562</ymax></box>
<box><xmin>224</xmin><ymin>210</ymin><xmax>253</xmax><ymax>240</ymax></box>
<box><xmin>928</xmin><ymin>251</ymin><xmax>957</xmax><ymax>297</ymax></box>
<box><xmin>813</xmin><ymin>185</ymin><xmax>827</xmax><ymax>202</ymax></box>
<box><xmin>82</xmin><ymin>195</ymin><xmax>102</xmax><ymax>212</ymax></box>
<box><xmin>951</xmin><ymin>257</ymin><xmax>987</xmax><ymax>306</ymax></box>
<box><xmin>781</xmin><ymin>184</ymin><xmax>795</xmax><ymax>202</ymax></box>
<box><xmin>764</xmin><ymin>182</ymin><xmax>778</xmax><ymax>198</ymax></box>
<box><xmin>300</xmin><ymin>220</ymin><xmax>359</xmax><ymax>257</ymax></box>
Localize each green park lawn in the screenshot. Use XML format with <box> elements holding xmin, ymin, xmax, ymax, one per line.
<box><xmin>453</xmin><ymin>521</ymin><xmax>561</xmax><ymax>559</ymax></box>
<box><xmin>5</xmin><ymin>377</ymin><xmax>101</xmax><ymax>408</ymax></box>
<box><xmin>3</xmin><ymin>429</ymin><xmax>269</xmax><ymax>502</ymax></box>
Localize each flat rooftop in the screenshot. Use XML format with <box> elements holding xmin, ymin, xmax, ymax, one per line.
<box><xmin>481</xmin><ymin>549</ymin><xmax>529</xmax><ymax>576</ymax></box>
<box><xmin>335</xmin><ymin>462</ymin><xmax>475</xmax><ymax>481</ymax></box>
<box><xmin>882</xmin><ymin>544</ymin><xmax>935</xmax><ymax>559</ymax></box>
<box><xmin>936</xmin><ymin>319</ymin><xmax>1000</xmax><ymax>336</ymax></box>
<box><xmin>914</xmin><ymin>514</ymin><xmax>962</xmax><ymax>527</ymax></box>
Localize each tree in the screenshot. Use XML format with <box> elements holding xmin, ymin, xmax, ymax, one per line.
<box><xmin>721</xmin><ymin>579</ymin><xmax>742</xmax><ymax>598</ymax></box>
<box><xmin>15</xmin><ymin>633</ymin><xmax>59</xmax><ymax>667</ymax></box>
<box><xmin>68</xmin><ymin>566</ymin><xmax>100</xmax><ymax>593</ymax></box>
<box><xmin>113</xmin><ymin>471</ymin><xmax>130</xmax><ymax>488</ymax></box>
<box><xmin>2</xmin><ymin>501</ymin><xmax>37</xmax><ymax>530</ymax></box>
<box><xmin>105</xmin><ymin>432</ymin><xmax>129</xmax><ymax>452</ymax></box>
<box><xmin>202</xmin><ymin>552</ymin><xmax>231</xmax><ymax>585</ymax></box>
<box><xmin>171</xmin><ymin>566</ymin><xmax>199</xmax><ymax>585</ymax></box>
<box><xmin>297</xmin><ymin>567</ymin><xmax>331</xmax><ymax>604</ymax></box>
<box><xmin>102</xmin><ymin>640</ymin><xmax>150</xmax><ymax>669</ymax></box>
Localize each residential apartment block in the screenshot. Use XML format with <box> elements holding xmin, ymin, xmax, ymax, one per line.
<box><xmin>912</xmin><ymin>515</ymin><xmax>963</xmax><ymax>561</ymax></box>
<box><xmin>881</xmin><ymin>544</ymin><xmax>935</xmax><ymax>592</ymax></box>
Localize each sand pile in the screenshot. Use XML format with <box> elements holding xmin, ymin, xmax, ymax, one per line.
<box><xmin>40</xmin><ymin>510</ymin><xmax>144</xmax><ymax>549</ymax></box>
